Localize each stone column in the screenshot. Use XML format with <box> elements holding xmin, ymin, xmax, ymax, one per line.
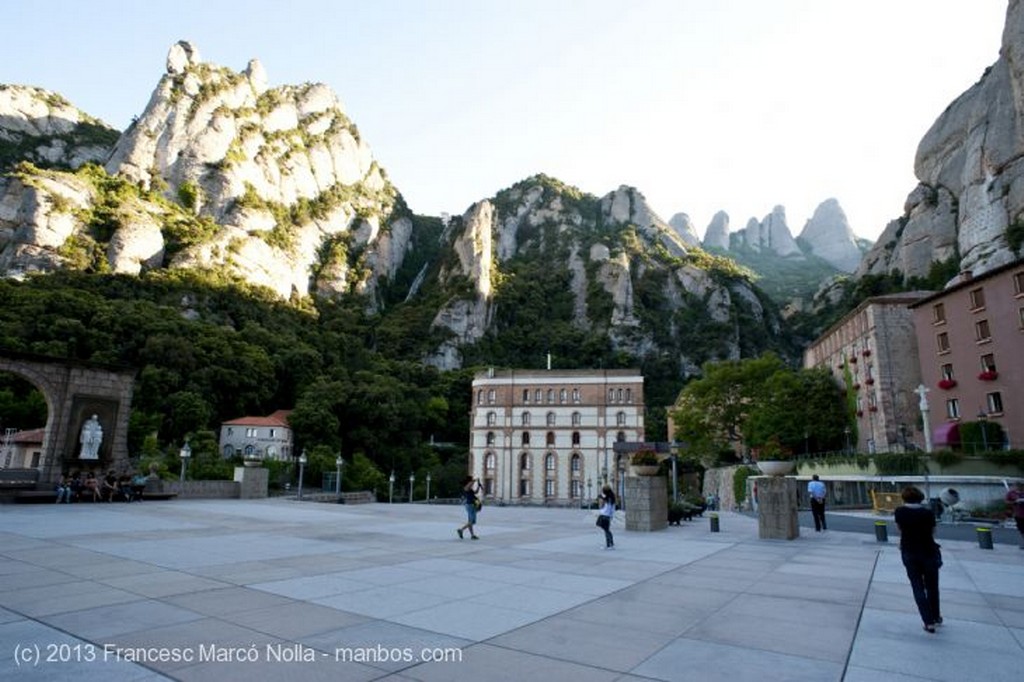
<box><xmin>625</xmin><ymin>476</ymin><xmax>668</xmax><ymax>532</ymax></box>
<box><xmin>755</xmin><ymin>475</ymin><xmax>799</xmax><ymax>540</ymax></box>
<box><xmin>234</xmin><ymin>466</ymin><xmax>269</xmax><ymax>499</ymax></box>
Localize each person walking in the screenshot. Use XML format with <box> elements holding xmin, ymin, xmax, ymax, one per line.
<box><xmin>808</xmin><ymin>474</ymin><xmax>827</xmax><ymax>531</ymax></box>
<box><xmin>596</xmin><ymin>484</ymin><xmax>616</xmax><ymax>549</ymax></box>
<box><xmin>894</xmin><ymin>486</ymin><xmax>943</xmax><ymax>633</ymax></box>
<box><xmin>1006</xmin><ymin>481</ymin><xmax>1024</xmax><ymax>548</ymax></box>
<box><xmin>456</xmin><ymin>476</ymin><xmax>481</xmax><ymax>540</ymax></box>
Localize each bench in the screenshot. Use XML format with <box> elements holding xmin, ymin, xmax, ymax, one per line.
<box><xmin>871</xmin><ymin>490</ymin><xmax>903</xmax><ymax>514</ymax></box>
<box><xmin>0</xmin><ymin>468</ymin><xmax>41</xmax><ymax>490</ymax></box>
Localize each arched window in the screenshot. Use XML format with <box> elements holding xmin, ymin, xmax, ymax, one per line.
<box><xmin>522</xmin><ymin>389</ymin><xmax>530</xmax><ymax>402</ymax></box>
<box><xmin>572</xmin><ymin>412</ymin><xmax>581</xmax><ymax>426</ymax></box>
<box><xmin>488</xmin><ymin>389</ymin><xmax>496</xmax><ymax>404</ymax></box>
<box><xmin>244</xmin><ymin>444</ymin><xmax>255</xmax><ymax>456</ymax></box>
<box><xmin>546</xmin><ymin>412</ymin><xmax>556</xmax><ymax>426</ymax></box>
<box><xmin>521</xmin><ymin>432</ymin><xmax>530</xmax><ymax>446</ymax></box>
<box><xmin>535</xmin><ymin>389</ymin><xmax>542</xmax><ymax>402</ymax></box>
<box><xmin>625</xmin><ymin>388</ymin><xmax>632</xmax><ymax>402</ymax></box>
<box><xmin>571</xmin><ymin>479</ymin><xmax>582</xmax><ymax>498</ymax></box>
<box><xmin>617</xmin><ymin>388</ymin><xmax>623</xmax><ymax>402</ymax></box>
<box><xmin>572</xmin><ymin>431</ymin><xmax>580</xmax><ymax>446</ymax></box>
<box><xmin>608</xmin><ymin>388</ymin><xmax>615</xmax><ymax>402</ymax></box>
<box><xmin>486</xmin><ymin>411</ymin><xmax>496</xmax><ymax>426</ymax></box>
<box><xmin>486</xmin><ymin>431</ymin><xmax>495</xmax><ymax>446</ymax></box>
<box><xmin>572</xmin><ymin>388</ymin><xmax>580</xmax><ymax>402</ymax></box>
<box><xmin>546</xmin><ymin>431</ymin><xmax>555</xmax><ymax>447</ymax></box>
<box><xmin>477</xmin><ymin>390</ymin><xmax>483</xmax><ymax>405</ymax></box>
<box><xmin>617</xmin><ymin>431</ymin><xmax>626</xmax><ymax>442</ymax></box>
<box><xmin>571</xmin><ymin>453</ymin><xmax>581</xmax><ymax>472</ymax></box>
<box><xmin>485</xmin><ymin>452</ymin><xmax>496</xmax><ymax>470</ymax></box>
<box><xmin>521</xmin><ymin>412</ymin><xmax>531</xmax><ymax>427</ymax></box>
<box><xmin>545</xmin><ymin>479</ymin><xmax>556</xmax><ymax>497</ymax></box>
<box><xmin>547</xmin><ymin>389</ymin><xmax>554</xmax><ymax>402</ymax></box>
<box><xmin>545</xmin><ymin>453</ymin><xmax>556</xmax><ymax>471</ymax></box>
<box><xmin>559</xmin><ymin>388</ymin><xmax>567</xmax><ymax>403</ymax></box>
<box><xmin>223</xmin><ymin>444</ymin><xmax>235</xmax><ymax>457</ymax></box>
<box><xmin>616</xmin><ymin>411</ymin><xmax>626</xmax><ymax>426</ymax></box>
<box><xmin>520</xmin><ymin>453</ymin><xmax>531</xmax><ymax>471</ymax></box>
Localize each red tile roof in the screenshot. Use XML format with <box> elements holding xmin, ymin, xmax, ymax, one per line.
<box><xmin>221</xmin><ymin>410</ymin><xmax>292</xmax><ymax>427</ymax></box>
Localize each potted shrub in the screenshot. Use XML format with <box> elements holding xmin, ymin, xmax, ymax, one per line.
<box><xmin>938</xmin><ymin>379</ymin><xmax>957</xmax><ymax>390</ymax></box>
<box><xmin>978</xmin><ymin>370</ymin><xmax>998</xmax><ymax>381</ymax></box>
<box><xmin>753</xmin><ymin>436</ymin><xmax>795</xmax><ymax>476</ymax></box>
<box><xmin>630</xmin><ymin>450</ymin><xmax>660</xmax><ymax>475</ymax></box>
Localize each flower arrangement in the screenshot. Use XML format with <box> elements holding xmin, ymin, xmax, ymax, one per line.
<box><xmin>752</xmin><ymin>436</ymin><xmax>793</xmax><ymax>461</ymax></box>
<box><xmin>978</xmin><ymin>370</ymin><xmax>998</xmax><ymax>381</ymax></box>
<box><xmin>862</xmin><ymin>349</ymin><xmax>872</xmax><ymax>357</ymax></box>
<box><xmin>630</xmin><ymin>450</ymin><xmax>659</xmax><ymax>466</ymax></box>
<box><xmin>938</xmin><ymin>379</ymin><xmax>957</xmax><ymax>390</ymax></box>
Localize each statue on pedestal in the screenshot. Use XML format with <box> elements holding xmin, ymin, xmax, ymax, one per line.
<box><xmin>79</xmin><ymin>414</ymin><xmax>103</xmax><ymax>460</ymax></box>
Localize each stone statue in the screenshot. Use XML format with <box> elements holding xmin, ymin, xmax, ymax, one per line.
<box><xmin>79</xmin><ymin>414</ymin><xmax>103</xmax><ymax>460</ymax></box>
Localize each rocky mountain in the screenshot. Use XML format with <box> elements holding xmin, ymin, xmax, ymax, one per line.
<box><xmin>667</xmin><ymin>212</ymin><xmax>702</xmax><ymax>247</ymax></box>
<box><xmin>0</xmin><ymin>85</ymin><xmax>118</xmax><ymax>172</ymax></box>
<box><xmin>732</xmin><ymin>206</ymin><xmax>803</xmax><ymax>257</ymax></box>
<box><xmin>858</xmin><ymin>0</ymin><xmax>1024</xmax><ymax>281</ymax></box>
<box><xmin>0</xmin><ymin>41</ymin><xmax>793</xmax><ymax>377</ymax></box>
<box><xmin>702</xmin><ymin>210</ymin><xmax>730</xmax><ymax>251</ymax></box>
<box><xmin>797</xmin><ymin>198</ymin><xmax>863</xmax><ymax>272</ymax></box>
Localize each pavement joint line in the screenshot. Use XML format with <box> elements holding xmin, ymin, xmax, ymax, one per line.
<box><xmin>840</xmin><ymin>548</ymin><xmax>882</xmax><ymax>680</ymax></box>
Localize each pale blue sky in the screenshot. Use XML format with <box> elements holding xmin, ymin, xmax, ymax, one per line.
<box><xmin>2</xmin><ymin>1</ymin><xmax>1007</xmax><ymax>240</ymax></box>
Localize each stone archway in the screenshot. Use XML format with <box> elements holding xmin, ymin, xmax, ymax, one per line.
<box><xmin>0</xmin><ymin>351</ymin><xmax>135</xmax><ymax>483</ymax></box>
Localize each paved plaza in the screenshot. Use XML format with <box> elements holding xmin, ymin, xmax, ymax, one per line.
<box><xmin>0</xmin><ymin>499</ymin><xmax>1022</xmax><ymax>681</ymax></box>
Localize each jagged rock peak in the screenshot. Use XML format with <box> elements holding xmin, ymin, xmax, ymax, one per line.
<box><xmin>732</xmin><ymin>205</ymin><xmax>802</xmax><ymax>257</ymax></box>
<box><xmin>0</xmin><ymin>85</ymin><xmax>118</xmax><ymax>171</ymax></box>
<box><xmin>601</xmin><ymin>185</ymin><xmax>690</xmax><ymax>256</ymax></box>
<box><xmin>668</xmin><ymin>213</ymin><xmax>702</xmax><ymax>248</ymax></box>
<box><xmin>702</xmin><ymin>210</ymin><xmax>730</xmax><ymax>251</ymax></box>
<box><xmin>860</xmin><ymin>1</ymin><xmax>1022</xmax><ymax>280</ymax></box>
<box><xmin>166</xmin><ymin>41</ymin><xmax>201</xmax><ymax>75</ymax></box>
<box><xmin>798</xmin><ymin>198</ymin><xmax>861</xmax><ymax>272</ymax></box>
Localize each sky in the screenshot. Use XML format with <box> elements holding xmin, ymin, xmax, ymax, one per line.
<box><xmin>2</xmin><ymin>1</ymin><xmax>1008</xmax><ymax>241</ymax></box>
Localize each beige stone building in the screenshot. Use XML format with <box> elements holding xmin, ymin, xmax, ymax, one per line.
<box><xmin>803</xmin><ymin>292</ymin><xmax>932</xmax><ymax>453</ymax></box>
<box><xmin>218</xmin><ymin>410</ymin><xmax>294</xmax><ymax>461</ymax></box>
<box><xmin>469</xmin><ymin>369</ymin><xmax>644</xmax><ymax>504</ymax></box>
<box><xmin>909</xmin><ymin>260</ymin><xmax>1024</xmax><ymax>449</ymax></box>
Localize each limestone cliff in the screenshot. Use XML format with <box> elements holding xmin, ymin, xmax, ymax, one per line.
<box><xmin>732</xmin><ymin>206</ymin><xmax>803</xmax><ymax>257</ymax></box>
<box><xmin>798</xmin><ymin>198</ymin><xmax>862</xmax><ymax>272</ymax></box>
<box><xmin>859</xmin><ymin>0</ymin><xmax>1024</xmax><ymax>280</ymax></box>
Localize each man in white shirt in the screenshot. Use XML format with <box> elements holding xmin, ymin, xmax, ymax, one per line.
<box><xmin>808</xmin><ymin>474</ymin><xmax>827</xmax><ymax>532</ymax></box>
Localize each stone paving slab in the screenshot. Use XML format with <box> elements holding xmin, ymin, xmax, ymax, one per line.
<box><xmin>0</xmin><ymin>500</ymin><xmax>1021</xmax><ymax>681</ymax></box>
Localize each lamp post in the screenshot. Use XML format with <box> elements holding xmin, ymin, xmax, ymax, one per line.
<box><xmin>297</xmin><ymin>450</ymin><xmax>307</xmax><ymax>500</ymax></box>
<box><xmin>335</xmin><ymin>455</ymin><xmax>344</xmax><ymax>498</ymax></box>
<box><xmin>409</xmin><ymin>473</ymin><xmax>415</xmax><ymax>503</ymax></box>
<box><xmin>178</xmin><ymin>440</ymin><xmax>191</xmax><ymax>482</ymax></box>
<box><xmin>978</xmin><ymin>411</ymin><xmax>989</xmax><ymax>453</ymax></box>
<box><xmin>804</xmin><ymin>431</ymin><xmax>809</xmax><ymax>457</ymax></box>
<box><xmin>426</xmin><ymin>472</ymin><xmax>431</xmax><ymax>503</ymax></box>
<box><xmin>586</xmin><ymin>477</ymin><xmax>593</xmax><ymax>506</ymax></box>
<box><xmin>389</xmin><ymin>471</ymin><xmax>395</xmax><ymax>504</ymax></box>
<box><xmin>843</xmin><ymin>426</ymin><xmax>851</xmax><ymax>455</ymax></box>
<box><xmin>617</xmin><ymin>460</ymin><xmax>626</xmax><ymax>511</ymax></box>
<box><xmin>899</xmin><ymin>423</ymin><xmax>908</xmax><ymax>452</ymax></box>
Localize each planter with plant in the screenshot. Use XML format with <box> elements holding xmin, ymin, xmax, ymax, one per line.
<box><xmin>630</xmin><ymin>449</ymin><xmax>660</xmax><ymax>475</ymax></box>
<box><xmin>753</xmin><ymin>436</ymin><xmax>795</xmax><ymax>476</ymax></box>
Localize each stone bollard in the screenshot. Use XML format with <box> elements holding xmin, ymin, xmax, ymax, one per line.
<box><xmin>874</xmin><ymin>521</ymin><xmax>888</xmax><ymax>543</ymax></box>
<box><xmin>976</xmin><ymin>527</ymin><xmax>994</xmax><ymax>550</ymax></box>
<box><xmin>709</xmin><ymin>513</ymin><xmax>720</xmax><ymax>532</ymax></box>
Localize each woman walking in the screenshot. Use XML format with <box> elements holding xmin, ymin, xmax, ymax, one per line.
<box><xmin>596</xmin><ymin>484</ymin><xmax>616</xmax><ymax>549</ymax></box>
<box><xmin>456</xmin><ymin>476</ymin><xmax>481</xmax><ymax>540</ymax></box>
<box><xmin>894</xmin><ymin>486</ymin><xmax>943</xmax><ymax>633</ymax></box>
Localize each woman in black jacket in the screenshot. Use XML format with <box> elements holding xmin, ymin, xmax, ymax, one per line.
<box><xmin>894</xmin><ymin>486</ymin><xmax>943</xmax><ymax>633</ymax></box>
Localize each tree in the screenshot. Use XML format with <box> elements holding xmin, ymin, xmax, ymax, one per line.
<box><xmin>744</xmin><ymin>368</ymin><xmax>847</xmax><ymax>453</ymax></box>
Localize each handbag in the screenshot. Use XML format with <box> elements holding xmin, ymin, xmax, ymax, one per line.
<box><xmin>473</xmin><ymin>496</ymin><xmax>482</xmax><ymax>512</ymax></box>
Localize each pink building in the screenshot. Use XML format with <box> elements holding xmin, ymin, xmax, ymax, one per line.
<box><xmin>910</xmin><ymin>260</ymin><xmax>1024</xmax><ymax>449</ymax></box>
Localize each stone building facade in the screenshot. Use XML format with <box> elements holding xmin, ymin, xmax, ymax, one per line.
<box><xmin>218</xmin><ymin>410</ymin><xmax>293</xmax><ymax>461</ymax></box>
<box><xmin>469</xmin><ymin>369</ymin><xmax>644</xmax><ymax>504</ymax></box>
<box><xmin>803</xmin><ymin>292</ymin><xmax>932</xmax><ymax>453</ymax></box>
<box><xmin>909</xmin><ymin>260</ymin><xmax>1024</xmax><ymax>449</ymax></box>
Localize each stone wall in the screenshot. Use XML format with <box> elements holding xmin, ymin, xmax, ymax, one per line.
<box><xmin>625</xmin><ymin>476</ymin><xmax>668</xmax><ymax>532</ymax></box>
<box><xmin>163</xmin><ymin>480</ymin><xmax>240</xmax><ymax>499</ymax></box>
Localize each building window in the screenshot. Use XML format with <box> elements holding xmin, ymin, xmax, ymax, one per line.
<box><xmin>1014</xmin><ymin>271</ymin><xmax>1024</xmax><ymax>295</ymax></box>
<box><xmin>546</xmin><ymin>431</ymin><xmax>556</xmax><ymax>447</ymax></box>
<box><xmin>617</xmin><ymin>388</ymin><xmax>623</xmax><ymax>402</ymax></box>
<box><xmin>520</xmin><ymin>453</ymin><xmax>530</xmax><ymax>471</ymax></box>
<box><xmin>477</xmin><ymin>390</ymin><xmax>483</xmax><ymax>405</ymax></box>
<box><xmin>546</xmin><ymin>412</ymin><xmax>556</xmax><ymax>426</ymax></box>
<box><xmin>572</xmin><ymin>388</ymin><xmax>580</xmax><ymax>403</ymax></box>
<box><xmin>547</xmin><ymin>389</ymin><xmax>554</xmax><ymax>403</ymax></box>
<box><xmin>1019</xmin><ymin>307</ymin><xmax>1024</xmax><ymax>330</ymax></box>
<box><xmin>572</xmin><ymin>411</ymin><xmax>581</xmax><ymax>426</ymax></box>
<box><xmin>244</xmin><ymin>444</ymin><xmax>255</xmax><ymax>456</ymax></box>
<box><xmin>484</xmin><ymin>478</ymin><xmax>494</xmax><ymax>496</ymax></box>
<box><xmin>572</xmin><ymin>431</ymin><xmax>580</xmax><ymax>446</ymax></box>
<box><xmin>980</xmin><ymin>354</ymin><xmax>997</xmax><ymax>373</ymax></box>
<box><xmin>617</xmin><ymin>431</ymin><xmax>626</xmax><ymax>442</ymax></box>
<box><xmin>969</xmin><ymin>287</ymin><xmax>986</xmax><ymax>310</ymax></box>
<box><xmin>486</xmin><ymin>431</ymin><xmax>495</xmax><ymax>446</ymax></box>
<box><xmin>570</xmin><ymin>479</ymin><xmax>582</xmax><ymax>498</ymax></box>
<box><xmin>571</xmin><ymin>453</ymin><xmax>581</xmax><ymax>472</ymax></box>
<box><xmin>608</xmin><ymin>388</ymin><xmax>615</xmax><ymax>402</ymax></box>
<box><xmin>535</xmin><ymin>389</ymin><xmax>542</xmax><ymax>402</ymax></box>
<box><xmin>523</xmin><ymin>389</ymin><xmax>530</xmax><ymax>403</ymax></box>
<box><xmin>946</xmin><ymin>399</ymin><xmax>960</xmax><ymax>419</ymax></box>
<box><xmin>223</xmin><ymin>445</ymin><xmax>235</xmax><ymax>457</ymax></box>
<box><xmin>932</xmin><ymin>303</ymin><xmax>946</xmax><ymax>324</ymax></box>
<box><xmin>246</xmin><ymin>428</ymin><xmax>258</xmax><ymax>438</ymax></box>
<box><xmin>616</xmin><ymin>411</ymin><xmax>626</xmax><ymax>426</ymax></box>
<box><xmin>519</xmin><ymin>479</ymin><xmax>530</xmax><ymax>497</ymax></box>
<box><xmin>975</xmin><ymin>319</ymin><xmax>991</xmax><ymax>342</ymax></box>
<box><xmin>521</xmin><ymin>412</ymin><xmax>531</xmax><ymax>427</ymax></box>
<box><xmin>521</xmin><ymin>432</ymin><xmax>530</xmax><ymax>446</ymax></box>
<box><xmin>545</xmin><ymin>453</ymin><xmax>556</xmax><ymax>471</ymax></box>
<box><xmin>485</xmin><ymin>452</ymin><xmax>496</xmax><ymax>470</ymax></box>
<box><xmin>987</xmin><ymin>392</ymin><xmax>1004</xmax><ymax>415</ymax></box>
<box><xmin>488</xmin><ymin>389</ymin><xmax>496</xmax><ymax>404</ymax></box>
<box><xmin>936</xmin><ymin>332</ymin><xmax>950</xmax><ymax>353</ymax></box>
<box><xmin>545</xmin><ymin>479</ymin><xmax>556</xmax><ymax>497</ymax></box>
<box><xmin>940</xmin><ymin>364</ymin><xmax>954</xmax><ymax>381</ymax></box>
<box><xmin>559</xmin><ymin>389</ymin><xmax>567</xmax><ymax>403</ymax></box>
<box><xmin>227</xmin><ymin>427</ymin><xmax>234</xmax><ymax>437</ymax></box>
<box><xmin>31</xmin><ymin>452</ymin><xmax>41</xmax><ymax>467</ymax></box>
<box><xmin>625</xmin><ymin>388</ymin><xmax>632</xmax><ymax>402</ymax></box>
